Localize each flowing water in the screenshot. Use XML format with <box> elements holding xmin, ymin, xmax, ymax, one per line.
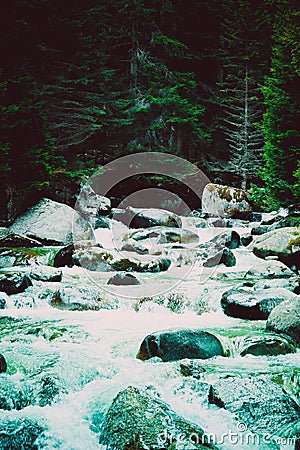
<box><xmin>0</xmin><ymin>228</ymin><xmax>299</xmax><ymax>449</ymax></box>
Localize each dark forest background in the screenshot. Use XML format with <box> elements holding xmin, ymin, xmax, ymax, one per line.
<box><xmin>0</xmin><ymin>0</ymin><xmax>299</xmax><ymax>217</ymax></box>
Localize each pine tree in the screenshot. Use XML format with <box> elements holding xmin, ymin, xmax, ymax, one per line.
<box><xmin>256</xmin><ymin>0</ymin><xmax>300</xmax><ymax>208</ymax></box>
<box><xmin>209</xmin><ymin>0</ymin><xmax>272</xmax><ymax>189</ymax></box>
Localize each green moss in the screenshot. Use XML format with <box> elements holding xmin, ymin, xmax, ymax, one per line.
<box><xmin>286</xmin><ymin>236</ymin><xmax>300</xmax><ymax>251</ymax></box>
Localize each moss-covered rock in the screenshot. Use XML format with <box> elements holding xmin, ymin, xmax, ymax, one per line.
<box><xmin>202</xmin><ymin>184</ymin><xmax>252</xmax><ymax>219</ymax></box>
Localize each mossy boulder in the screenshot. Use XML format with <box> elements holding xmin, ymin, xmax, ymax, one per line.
<box><xmin>202</xmin><ymin>184</ymin><xmax>252</xmax><ymax>219</ymax></box>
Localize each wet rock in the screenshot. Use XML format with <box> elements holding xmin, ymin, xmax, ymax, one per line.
<box><xmin>137</xmin><ymin>329</ymin><xmax>224</xmax><ymax>362</ymax></box>
<box><xmin>37</xmin><ymin>376</ymin><xmax>61</xmax><ymax>407</ymax></box>
<box><xmin>238</xmin><ymin>334</ymin><xmax>297</xmax><ymax>357</ymax></box>
<box><xmin>221</xmin><ymin>287</ymin><xmax>296</xmax><ymax>320</ymax></box>
<box><xmin>0</xmin><ymin>272</ymin><xmax>32</xmax><ymax>295</ymax></box>
<box><xmin>0</xmin><ymin>378</ymin><xmax>34</xmax><ymax>410</ymax></box>
<box><xmin>30</xmin><ymin>266</ymin><xmax>62</xmax><ymax>282</ymax></box>
<box><xmin>202</xmin><ymin>183</ymin><xmax>252</xmax><ymax>219</ymax></box>
<box><xmin>107</xmin><ymin>272</ymin><xmax>141</xmax><ymax>286</ymax></box>
<box><xmin>53</xmin><ymin>243</ymin><xmax>75</xmax><ymax>267</ymax></box>
<box><xmin>0</xmin><ymin>233</ymin><xmax>42</xmax><ymax>248</ymax></box>
<box><xmin>0</xmin><ymin>354</ymin><xmax>7</xmax><ymax>373</ymax></box>
<box><xmin>126</xmin><ymin>226</ymin><xmax>199</xmax><ymax>244</ymax></box>
<box><xmin>121</xmin><ymin>238</ymin><xmax>148</xmax><ymax>254</ymax></box>
<box><xmin>0</xmin><ymin>293</ymin><xmax>7</xmax><ymax>309</ymax></box>
<box><xmin>249</xmin><ymin>227</ymin><xmax>300</xmax><ymax>271</ymax></box>
<box><xmin>0</xmin><ymin>418</ymin><xmax>46</xmax><ymax>450</ymax></box>
<box><xmin>266</xmin><ymin>297</ymin><xmax>300</xmax><ymax>345</ymax></box>
<box><xmin>9</xmin><ymin>198</ymin><xmax>93</xmax><ymax>245</ymax></box>
<box><xmin>111</xmin><ymin>257</ymin><xmax>171</xmax><ymax>273</ymax></box>
<box><xmin>241</xmin><ymin>234</ymin><xmax>253</xmax><ymax>246</ymax></box>
<box><xmin>208</xmin><ymin>230</ymin><xmax>240</xmax><ymax>249</ymax></box>
<box><xmin>53</xmin><ymin>241</ymin><xmax>108</xmax><ymax>270</ymax></box>
<box><xmin>180</xmin><ymin>360</ymin><xmax>207</xmax><ymax>378</ymax></box>
<box><xmin>99</xmin><ymin>385</ymin><xmax>218</xmax><ymax>449</ymax></box>
<box><xmin>94</xmin><ymin>216</ymin><xmax>111</xmax><ymax>229</ymax></box>
<box><xmin>112</xmin><ymin>206</ymin><xmax>182</xmax><ymax>228</ymax></box>
<box><xmin>244</xmin><ymin>258</ymin><xmax>294</xmax><ymax>279</ymax></box>
<box><xmin>209</xmin><ymin>376</ymin><xmax>300</xmax><ymax>441</ymax></box>
<box><xmin>203</xmin><ymin>248</ymin><xmax>236</xmax><ymax>268</ymax></box>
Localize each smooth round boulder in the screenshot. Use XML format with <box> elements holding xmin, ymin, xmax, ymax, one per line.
<box><xmin>221</xmin><ymin>287</ymin><xmax>296</xmax><ymax>320</ymax></box>
<box><xmin>107</xmin><ymin>272</ymin><xmax>140</xmax><ymax>286</ymax></box>
<box><xmin>137</xmin><ymin>329</ymin><xmax>224</xmax><ymax>362</ymax></box>
<box><xmin>266</xmin><ymin>297</ymin><xmax>300</xmax><ymax>345</ymax></box>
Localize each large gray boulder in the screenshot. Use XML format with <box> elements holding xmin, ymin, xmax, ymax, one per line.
<box><xmin>99</xmin><ymin>386</ymin><xmax>218</xmax><ymax>449</ymax></box>
<box><xmin>202</xmin><ymin>183</ymin><xmax>252</xmax><ymax>219</ymax></box>
<box><xmin>266</xmin><ymin>297</ymin><xmax>300</xmax><ymax>345</ymax></box>
<box><xmin>9</xmin><ymin>198</ymin><xmax>93</xmax><ymax>245</ymax></box>
<box><xmin>221</xmin><ymin>286</ymin><xmax>296</xmax><ymax>320</ymax></box>
<box><xmin>137</xmin><ymin>329</ymin><xmax>224</xmax><ymax>362</ymax></box>
<box><xmin>244</xmin><ymin>258</ymin><xmax>294</xmax><ymax>279</ymax></box>
<box><xmin>249</xmin><ymin>227</ymin><xmax>300</xmax><ymax>271</ymax></box>
<box><xmin>209</xmin><ymin>377</ymin><xmax>300</xmax><ymax>442</ymax></box>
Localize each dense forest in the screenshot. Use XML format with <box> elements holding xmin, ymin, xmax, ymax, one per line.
<box><xmin>0</xmin><ymin>0</ymin><xmax>299</xmax><ymax>215</ymax></box>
